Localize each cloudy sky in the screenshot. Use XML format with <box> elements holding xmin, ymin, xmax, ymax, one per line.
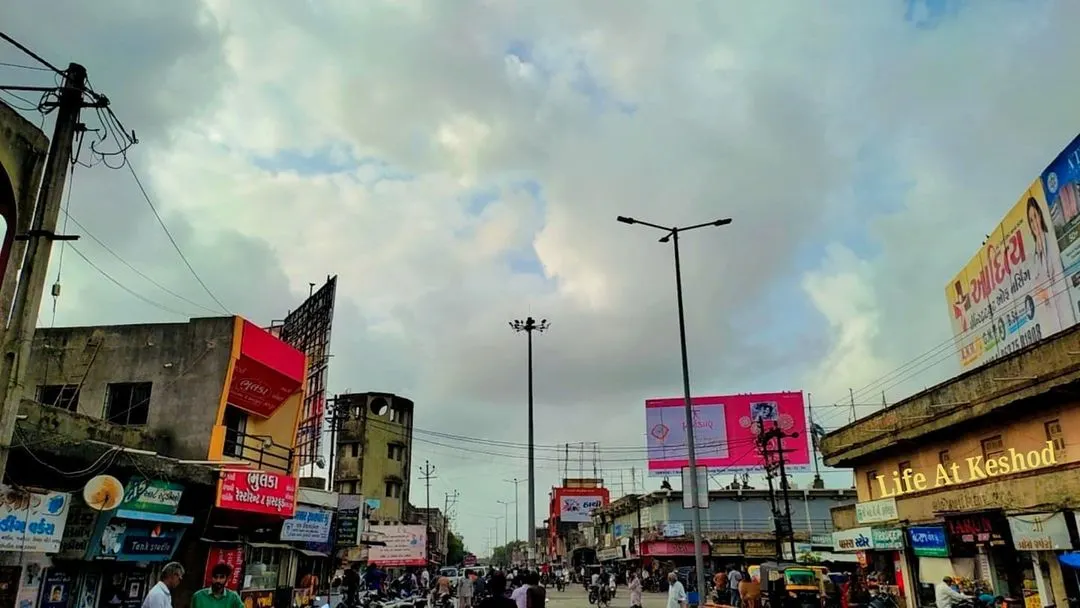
<box><xmin>3</xmin><ymin>0</ymin><xmax>1078</xmax><ymax>555</ymax></box>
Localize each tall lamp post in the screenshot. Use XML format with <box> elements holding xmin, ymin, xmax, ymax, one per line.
<box><xmin>616</xmin><ymin>215</ymin><xmax>732</xmax><ymax>599</ymax></box>
<box><xmin>509</xmin><ymin>317</ymin><xmax>549</xmax><ymax>564</ymax></box>
<box><xmin>497</xmin><ymin>499</ymin><xmax>511</xmax><ymax>555</ymax></box>
<box><xmin>503</xmin><ymin>477</ymin><xmax>521</xmax><ymax>542</ymax></box>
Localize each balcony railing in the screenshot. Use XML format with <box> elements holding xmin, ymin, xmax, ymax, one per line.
<box><xmin>224</xmin><ymin>428</ymin><xmax>294</xmax><ymax>474</ymax></box>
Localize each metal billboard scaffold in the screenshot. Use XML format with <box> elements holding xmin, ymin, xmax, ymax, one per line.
<box><xmin>271</xmin><ymin>276</ymin><xmax>338</xmax><ymax>472</ymax></box>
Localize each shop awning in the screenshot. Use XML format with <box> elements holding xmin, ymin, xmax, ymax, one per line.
<box><xmin>295</xmin><ymin>548</ymin><xmax>329</xmax><ymax>558</ymax></box>
<box><xmin>247</xmin><ymin>541</ymin><xmax>294</xmax><ymax>550</ymax></box>
<box><xmin>114</xmin><ymin>509</ymin><xmax>194</xmax><ymax>525</ymax></box>
<box><xmin>227</xmin><ymin>319</ymin><xmax>306</xmax><ymax>418</ymax></box>
<box><xmin>1060</xmin><ymin>553</ymin><xmax>1080</xmax><ymax>569</ymax></box>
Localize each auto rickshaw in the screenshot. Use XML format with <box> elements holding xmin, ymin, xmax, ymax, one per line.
<box><xmin>759</xmin><ymin>562</ymin><xmax>823</xmax><ymax>608</ymax></box>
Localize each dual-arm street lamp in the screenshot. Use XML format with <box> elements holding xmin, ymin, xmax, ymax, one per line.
<box><xmin>616</xmin><ymin>215</ymin><xmax>732</xmax><ymax>600</ymax></box>
<box><xmin>509</xmin><ymin>317</ymin><xmax>549</xmax><ymax>564</ymax></box>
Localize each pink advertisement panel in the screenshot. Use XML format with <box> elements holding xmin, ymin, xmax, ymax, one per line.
<box><xmin>646</xmin><ymin>391</ymin><xmax>810</xmax><ymax>476</ymax></box>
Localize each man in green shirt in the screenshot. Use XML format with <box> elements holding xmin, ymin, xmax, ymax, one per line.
<box><xmin>192</xmin><ymin>563</ymin><xmax>244</xmax><ymax>608</ymax></box>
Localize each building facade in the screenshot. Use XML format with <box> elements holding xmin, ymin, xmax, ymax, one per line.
<box><xmin>332</xmin><ymin>392</ymin><xmax>415</xmax><ymax>524</ymax></box>
<box><xmin>589</xmin><ymin>488</ymin><xmax>855</xmax><ymax>567</ymax></box>
<box><xmin>12</xmin><ymin>316</ymin><xmax>319</xmax><ymax>608</ymax></box>
<box><xmin>821</xmin><ymin>323</ymin><xmax>1080</xmax><ymax>608</ymax></box>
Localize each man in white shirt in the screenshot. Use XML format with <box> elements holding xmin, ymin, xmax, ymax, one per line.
<box><xmin>935</xmin><ymin>577</ymin><xmax>971</xmax><ymax>608</ymax></box>
<box><xmin>667</xmin><ymin>572</ymin><xmax>687</xmax><ymax>608</ymax></box>
<box><xmin>141</xmin><ymin>562</ymin><xmax>184</xmax><ymax>608</ymax></box>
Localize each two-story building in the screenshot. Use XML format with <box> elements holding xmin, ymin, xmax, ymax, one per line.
<box><xmin>589</xmin><ymin>487</ymin><xmax>855</xmax><ymax>570</ymax></box>
<box><xmin>821</xmin><ymin>322</ymin><xmax>1080</xmax><ymax>608</ymax></box>
<box><xmin>14</xmin><ymin>316</ymin><xmax>313</xmax><ymax>608</ymax></box>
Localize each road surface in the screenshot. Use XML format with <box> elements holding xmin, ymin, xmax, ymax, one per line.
<box><xmin>543</xmin><ymin>585</ymin><xmax>670</xmax><ymax>608</ymax></box>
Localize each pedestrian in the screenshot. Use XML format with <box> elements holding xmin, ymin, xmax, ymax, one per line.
<box><xmin>727</xmin><ymin>565</ymin><xmax>743</xmax><ymax>608</ymax></box>
<box><xmin>191</xmin><ymin>563</ymin><xmax>243</xmax><ymax>608</ymax></box>
<box><xmin>477</xmin><ymin>572</ymin><xmax>516</xmax><ymax>608</ymax></box>
<box><xmin>142</xmin><ymin>562</ymin><xmax>184</xmax><ymax>608</ymax></box>
<box><xmin>457</xmin><ymin>570</ymin><xmax>475</xmax><ymax>608</ymax></box>
<box><xmin>713</xmin><ymin>568</ymin><xmax>728</xmax><ymax>605</ymax></box>
<box><xmin>666</xmin><ymin>572</ymin><xmax>687</xmax><ymax>608</ymax></box>
<box><xmin>628</xmin><ymin>571</ymin><xmax>642</xmax><ymax>608</ymax></box>
<box><xmin>526</xmin><ymin>581</ymin><xmax>546</xmax><ymax>608</ymax></box>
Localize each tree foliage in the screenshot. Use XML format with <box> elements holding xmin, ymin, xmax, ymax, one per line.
<box><xmin>447</xmin><ymin>531</ymin><xmax>467</xmax><ymax>565</ymax></box>
<box><xmin>491</xmin><ymin>540</ymin><xmax>527</xmax><ymax>566</ymax></box>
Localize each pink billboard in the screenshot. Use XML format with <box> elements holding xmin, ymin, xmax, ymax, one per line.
<box><xmin>645</xmin><ymin>391</ymin><xmax>810</xmax><ymax>476</ymax></box>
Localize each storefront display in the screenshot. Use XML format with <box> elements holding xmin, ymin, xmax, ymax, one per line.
<box><xmin>1007</xmin><ymin>512</ymin><xmax>1072</xmax><ymax>608</ymax></box>
<box><xmin>944</xmin><ymin>512</ymin><xmax>1017</xmax><ymax>597</ymax></box>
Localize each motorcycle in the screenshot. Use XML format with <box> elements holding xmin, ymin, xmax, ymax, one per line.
<box><xmin>555</xmin><ymin>578</ymin><xmax>565</xmax><ymax>592</ymax></box>
<box><xmin>588</xmin><ymin>585</ymin><xmax>599</xmax><ymax>605</ymax></box>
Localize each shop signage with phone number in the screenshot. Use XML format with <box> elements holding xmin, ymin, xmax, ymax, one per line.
<box><xmin>216</xmin><ymin>471</ymin><xmax>297</xmax><ymax>517</ymax></box>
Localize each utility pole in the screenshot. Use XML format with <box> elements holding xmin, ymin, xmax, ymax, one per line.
<box><xmin>758</xmin><ymin>422</ymin><xmax>799</xmax><ymax>560</ymax></box>
<box><xmin>0</xmin><ymin>62</ymin><xmax>91</xmax><ymax>481</ymax></box>
<box><xmin>510</xmin><ymin>316</ymin><xmax>549</xmax><ymax>565</ymax></box>
<box><xmin>419</xmin><ymin>460</ymin><xmax>437</xmax><ymax>562</ymax></box>
<box><xmin>807</xmin><ymin>393</ymin><xmax>824</xmax><ymax>489</ymax></box>
<box><xmin>503</xmin><ymin>478</ymin><xmax>521</xmax><ymax>542</ymax></box>
<box><xmin>849</xmin><ymin>388</ymin><xmax>856</xmax><ymax>423</ymax></box>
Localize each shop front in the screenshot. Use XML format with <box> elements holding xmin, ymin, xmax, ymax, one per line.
<box><xmin>280</xmin><ymin>489</ymin><xmax>336</xmax><ymax>606</ymax></box>
<box><xmin>638</xmin><ymin>539</ymin><xmax>710</xmax><ymax>576</ymax></box>
<box><xmin>943</xmin><ymin>511</ymin><xmax>1019</xmax><ymax>598</ymax></box>
<box><xmin>48</xmin><ymin>476</ymin><xmax>192</xmax><ymax>608</ymax></box>
<box><xmin>0</xmin><ymin>484</ymin><xmax>72</xmax><ymax>608</ymax></box>
<box><xmin>832</xmin><ymin>526</ymin><xmax>912</xmax><ymax>608</ymax></box>
<box><xmin>1006</xmin><ymin>512</ymin><xmax>1072</xmax><ymax>608</ymax></box>
<box><xmin>597</xmin><ymin>547</ymin><xmax>622</xmax><ymax>563</ymax></box>
<box><xmin>206</xmin><ymin>469</ymin><xmax>299</xmax><ymax>608</ymax></box>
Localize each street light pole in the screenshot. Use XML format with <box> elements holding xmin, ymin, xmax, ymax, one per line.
<box><xmin>510</xmin><ymin>317</ymin><xmax>549</xmax><ymax>564</ymax></box>
<box><xmin>497</xmin><ymin>499</ymin><xmax>511</xmax><ymax>554</ymax></box>
<box><xmin>504</xmin><ymin>478</ymin><xmax>521</xmax><ymax>542</ymax></box>
<box><xmin>617</xmin><ymin>215</ymin><xmax>732</xmax><ymax>601</ymax></box>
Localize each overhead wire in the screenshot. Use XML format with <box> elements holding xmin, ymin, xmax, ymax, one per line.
<box><xmin>65</xmin><ymin>245</ymin><xmax>198</xmax><ymax>318</ymax></box>
<box><xmin>813</xmin><ymin>265</ymin><xmax>1077</xmax><ymax>430</ymax></box>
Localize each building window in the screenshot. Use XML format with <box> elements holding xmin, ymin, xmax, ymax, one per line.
<box><xmin>1045</xmin><ymin>419</ymin><xmax>1066</xmax><ymax>453</ymax></box>
<box><xmin>897</xmin><ymin>460</ymin><xmax>911</xmax><ymax>475</ymax></box>
<box><xmin>939</xmin><ymin>450</ymin><xmax>951</xmax><ymax>468</ymax></box>
<box><xmin>981</xmin><ymin>435</ymin><xmax>1005</xmax><ymax>460</ymax></box>
<box><xmin>865</xmin><ymin>470</ymin><xmax>877</xmax><ymax>499</ymax></box>
<box><xmin>222</xmin><ymin>406</ymin><xmax>248</xmax><ymax>457</ymax></box>
<box><xmin>338</xmin><ymin>481</ymin><xmax>355</xmax><ymax>494</ymax></box>
<box><xmin>38</xmin><ymin>385</ymin><xmax>79</xmax><ymax>412</ymax></box>
<box><xmin>386</xmin><ymin>444</ymin><xmax>404</xmax><ymax>461</ymax></box>
<box><xmin>385</xmin><ymin>480</ymin><xmax>402</xmax><ymax>498</ymax></box>
<box><xmin>387</xmin><ymin>444</ymin><xmax>395</xmax><ymax>459</ymax></box>
<box><xmin>349</xmin><ymin>442</ymin><xmax>360</xmax><ymax>458</ymax></box>
<box><xmin>104</xmin><ymin>382</ymin><xmax>152</xmax><ymax>425</ymax></box>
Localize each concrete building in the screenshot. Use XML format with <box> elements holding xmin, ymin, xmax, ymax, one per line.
<box><xmin>412</xmin><ymin>506</ymin><xmax>449</xmax><ymax>564</ymax></box>
<box><xmin>820</xmin><ymin>322</ymin><xmax>1080</xmax><ymax>608</ymax></box>
<box><xmin>26</xmin><ymin>317</ymin><xmax>304</xmax><ymax>471</ymax></box>
<box><xmin>332</xmin><ymin>392</ymin><xmax>415</xmax><ymax>524</ymax></box>
<box><xmin>588</xmin><ymin>487</ymin><xmax>855</xmax><ymax>568</ymax></box>
<box><xmin>16</xmin><ymin>315</ymin><xmax>314</xmax><ymax>605</ymax></box>
<box><xmin>0</xmin><ymin>100</ymin><xmax>48</xmax><ymax>321</ymax></box>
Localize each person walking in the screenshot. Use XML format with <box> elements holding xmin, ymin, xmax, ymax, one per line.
<box><xmin>191</xmin><ymin>563</ymin><xmax>243</xmax><ymax>608</ymax></box>
<box><xmin>727</xmin><ymin>566</ymin><xmax>743</xmax><ymax>608</ymax></box>
<box><xmin>457</xmin><ymin>570</ymin><xmax>475</xmax><ymax>608</ymax></box>
<box><xmin>142</xmin><ymin>562</ymin><xmax>184</xmax><ymax>608</ymax></box>
<box><xmin>666</xmin><ymin>573</ymin><xmax>687</xmax><ymax>608</ymax></box>
<box><xmin>628</xmin><ymin>571</ymin><xmax>642</xmax><ymax>608</ymax></box>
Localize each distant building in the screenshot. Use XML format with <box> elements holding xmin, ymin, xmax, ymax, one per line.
<box><xmin>332</xmin><ymin>392</ymin><xmax>415</xmax><ymax>524</ymax></box>
<box><xmin>412</xmin><ymin>506</ymin><xmax>450</xmax><ymax>564</ymax></box>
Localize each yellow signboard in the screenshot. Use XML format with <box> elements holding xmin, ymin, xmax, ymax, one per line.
<box><xmin>946</xmin><ymin>180</ymin><xmax>1075</xmax><ymax>369</ymax></box>
<box><xmin>874</xmin><ymin>441</ymin><xmax>1057</xmax><ymax>498</ymax></box>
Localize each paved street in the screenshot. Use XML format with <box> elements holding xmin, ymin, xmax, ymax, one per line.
<box><xmin>544</xmin><ymin>585</ymin><xmax>669</xmax><ymax>608</ymax></box>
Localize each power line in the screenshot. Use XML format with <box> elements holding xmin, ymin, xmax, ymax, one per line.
<box><xmin>0</xmin><ymin>31</ymin><xmax>63</xmax><ymax>75</ymax></box>
<box><xmin>66</xmin><ymin>245</ymin><xmax>197</xmax><ymax>318</ymax></box>
<box><xmin>0</xmin><ymin>61</ymin><xmax>53</xmax><ymax>72</ymax></box>
<box><xmin>61</xmin><ymin>210</ymin><xmax>224</xmax><ymax>316</ymax></box>
<box><xmin>124</xmin><ymin>161</ymin><xmax>231</xmax><ymax>314</ymax></box>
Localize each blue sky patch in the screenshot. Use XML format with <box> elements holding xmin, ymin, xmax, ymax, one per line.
<box><xmin>251</xmin><ymin>144</ymin><xmax>359</xmax><ymax>176</ymax></box>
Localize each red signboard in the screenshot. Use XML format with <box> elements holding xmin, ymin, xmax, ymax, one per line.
<box><xmin>216</xmin><ymin>470</ymin><xmax>297</xmax><ymax>517</ymax></box>
<box><xmin>640</xmin><ymin>540</ymin><xmax>707</xmax><ymax>557</ymax></box>
<box><xmin>204</xmin><ymin>546</ymin><xmax>244</xmax><ymax>590</ymax></box>
<box><xmin>227</xmin><ymin>319</ymin><xmax>305</xmax><ymax>418</ymax></box>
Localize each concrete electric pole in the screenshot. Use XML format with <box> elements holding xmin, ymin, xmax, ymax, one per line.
<box><xmin>0</xmin><ymin>62</ymin><xmax>93</xmax><ymax>481</ymax></box>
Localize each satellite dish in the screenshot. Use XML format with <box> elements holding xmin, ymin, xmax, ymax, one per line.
<box><xmin>83</xmin><ymin>475</ymin><xmax>124</xmax><ymax>511</ymax></box>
